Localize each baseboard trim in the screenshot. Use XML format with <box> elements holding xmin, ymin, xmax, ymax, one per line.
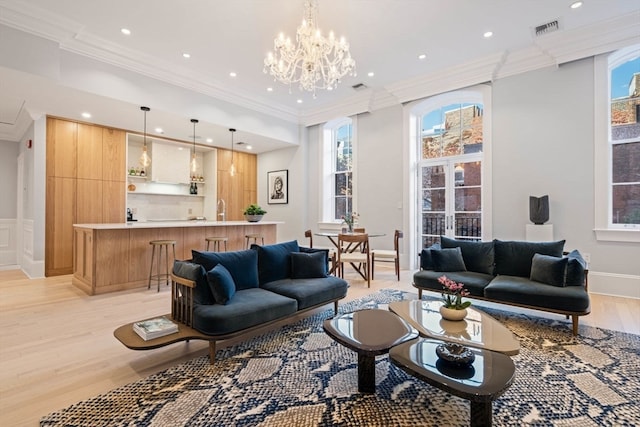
<box><xmin>589</xmin><ymin>271</ymin><xmax>640</xmax><ymax>299</ymax></box>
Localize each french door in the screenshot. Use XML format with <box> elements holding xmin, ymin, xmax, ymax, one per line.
<box><xmin>419</xmin><ymin>155</ymin><xmax>483</xmax><ymax>247</ymax></box>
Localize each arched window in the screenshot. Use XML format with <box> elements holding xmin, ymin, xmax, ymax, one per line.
<box><xmin>408</xmin><ymin>86</ymin><xmax>491</xmax><ymax>252</ymax></box>
<box><xmin>322</xmin><ymin>117</ymin><xmax>355</xmax><ymax>223</ymax></box>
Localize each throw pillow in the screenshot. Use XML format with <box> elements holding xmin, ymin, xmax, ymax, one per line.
<box><xmin>192</xmin><ymin>249</ymin><xmax>259</xmax><ymax>290</ymax></box>
<box><xmin>565</xmin><ymin>249</ymin><xmax>587</xmax><ymax>286</ymax></box>
<box><xmin>530</xmin><ymin>253</ymin><xmax>568</xmax><ymax>287</ymax></box>
<box><xmin>420</xmin><ymin>243</ymin><xmax>441</xmax><ymax>270</ymax></box>
<box><xmin>441</xmin><ymin>236</ymin><xmax>495</xmax><ymax>275</ymax></box>
<box><xmin>290</xmin><ymin>251</ymin><xmax>328</xmax><ymax>279</ymax></box>
<box><xmin>494</xmin><ymin>239</ymin><xmax>565</xmax><ymax>278</ymax></box>
<box><xmin>172</xmin><ymin>260</ymin><xmax>211</xmax><ymax>305</ymax></box>
<box><xmin>251</xmin><ymin>240</ymin><xmax>300</xmax><ymax>285</ymax></box>
<box><xmin>206</xmin><ymin>264</ymin><xmax>236</xmax><ymax>305</ymax></box>
<box><xmin>431</xmin><ymin>247</ymin><xmax>467</xmax><ymax>272</ymax></box>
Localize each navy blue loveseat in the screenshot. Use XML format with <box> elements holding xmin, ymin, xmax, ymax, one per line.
<box><xmin>413</xmin><ymin>236</ymin><xmax>590</xmax><ymax>335</ymax></box>
<box><xmin>171</xmin><ymin>240</ymin><xmax>348</xmax><ymax>363</ymax></box>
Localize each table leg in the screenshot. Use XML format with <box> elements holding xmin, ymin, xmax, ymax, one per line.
<box><xmin>470</xmin><ymin>401</ymin><xmax>493</xmax><ymax>427</ymax></box>
<box><xmin>358</xmin><ymin>353</ymin><xmax>376</xmax><ymax>393</ymax></box>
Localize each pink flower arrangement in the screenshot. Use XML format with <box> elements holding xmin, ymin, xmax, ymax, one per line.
<box><xmin>438</xmin><ymin>275</ymin><xmax>471</xmax><ymax>310</ymax></box>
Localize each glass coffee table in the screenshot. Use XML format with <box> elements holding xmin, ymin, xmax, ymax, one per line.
<box><xmin>388</xmin><ymin>300</ymin><xmax>520</xmax><ymax>355</ymax></box>
<box><xmin>390</xmin><ymin>339</ymin><xmax>515</xmax><ymax>427</ymax></box>
<box><xmin>323</xmin><ymin>309</ymin><xmax>418</xmax><ymax>393</ymax></box>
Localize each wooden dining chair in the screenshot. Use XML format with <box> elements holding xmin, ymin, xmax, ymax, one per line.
<box><xmin>304</xmin><ymin>229</ymin><xmax>314</xmax><ymax>247</ymax></box>
<box><xmin>371</xmin><ymin>230</ymin><xmax>403</xmax><ymax>281</ymax></box>
<box><xmin>337</xmin><ymin>233</ymin><xmax>371</xmax><ymax>287</ymax></box>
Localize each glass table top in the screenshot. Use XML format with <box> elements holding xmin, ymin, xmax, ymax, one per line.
<box><xmin>388</xmin><ymin>300</ymin><xmax>520</xmax><ymax>355</ymax></box>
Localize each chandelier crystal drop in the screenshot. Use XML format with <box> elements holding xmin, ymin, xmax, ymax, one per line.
<box><xmin>263</xmin><ymin>0</ymin><xmax>356</xmax><ymax>97</ymax></box>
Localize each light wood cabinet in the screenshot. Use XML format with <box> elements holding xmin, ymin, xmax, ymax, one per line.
<box><xmin>77</xmin><ymin>123</ymin><xmax>103</xmax><ymax>180</ymax></box>
<box><xmin>45</xmin><ymin>176</ymin><xmax>76</xmax><ymax>275</ymax></box>
<box><xmin>46</xmin><ymin>117</ymin><xmax>126</xmax><ymax>276</ymax></box>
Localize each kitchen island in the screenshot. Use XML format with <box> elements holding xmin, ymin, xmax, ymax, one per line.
<box><xmin>72</xmin><ymin>221</ymin><xmax>281</xmax><ymax>295</ymax></box>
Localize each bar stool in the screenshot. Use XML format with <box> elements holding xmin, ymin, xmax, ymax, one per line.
<box><xmin>245</xmin><ymin>233</ymin><xmax>265</xmax><ymax>248</ymax></box>
<box><xmin>148</xmin><ymin>240</ymin><xmax>177</xmax><ymax>292</ymax></box>
<box><xmin>205</xmin><ymin>236</ymin><xmax>228</xmax><ymax>252</ymax></box>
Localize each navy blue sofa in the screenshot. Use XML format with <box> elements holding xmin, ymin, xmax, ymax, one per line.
<box><xmin>413</xmin><ymin>237</ymin><xmax>590</xmax><ymax>335</ymax></box>
<box><xmin>171</xmin><ymin>240</ymin><xmax>348</xmax><ymax>363</ymax></box>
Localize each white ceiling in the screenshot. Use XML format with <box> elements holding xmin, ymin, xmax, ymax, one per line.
<box><xmin>0</xmin><ymin>0</ymin><xmax>639</xmax><ymax>151</ymax></box>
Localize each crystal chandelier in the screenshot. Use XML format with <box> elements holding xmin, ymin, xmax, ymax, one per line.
<box><xmin>264</xmin><ymin>0</ymin><xmax>356</xmax><ymax>97</ymax></box>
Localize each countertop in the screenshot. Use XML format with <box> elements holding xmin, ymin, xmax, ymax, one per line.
<box><xmin>73</xmin><ymin>220</ymin><xmax>283</xmax><ymax>230</ymax></box>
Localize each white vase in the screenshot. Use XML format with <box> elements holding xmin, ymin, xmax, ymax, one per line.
<box><xmin>439</xmin><ymin>305</ymin><xmax>468</xmax><ymax>321</ymax></box>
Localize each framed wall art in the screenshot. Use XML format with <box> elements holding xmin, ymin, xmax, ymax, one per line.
<box><xmin>267</xmin><ymin>170</ymin><xmax>288</xmax><ymax>204</ymax></box>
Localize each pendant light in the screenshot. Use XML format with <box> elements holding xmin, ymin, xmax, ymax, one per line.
<box><xmin>139</xmin><ymin>106</ymin><xmax>151</xmax><ymax>168</ymax></box>
<box><xmin>229</xmin><ymin>128</ymin><xmax>236</xmax><ymax>177</ymax></box>
<box><xmin>190</xmin><ymin>119</ymin><xmax>198</xmax><ymax>174</ymax></box>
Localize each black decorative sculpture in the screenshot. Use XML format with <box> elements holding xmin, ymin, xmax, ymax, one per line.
<box><xmin>529</xmin><ymin>195</ymin><xmax>549</xmax><ymax>225</ymax></box>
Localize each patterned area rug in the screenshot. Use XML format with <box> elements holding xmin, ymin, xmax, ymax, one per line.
<box><xmin>41</xmin><ymin>289</ymin><xmax>640</xmax><ymax>426</ymax></box>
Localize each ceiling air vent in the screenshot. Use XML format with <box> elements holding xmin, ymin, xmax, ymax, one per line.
<box><xmin>352</xmin><ymin>83</ymin><xmax>368</xmax><ymax>91</ymax></box>
<box><xmin>533</xmin><ymin>19</ymin><xmax>561</xmax><ymax>37</ymax></box>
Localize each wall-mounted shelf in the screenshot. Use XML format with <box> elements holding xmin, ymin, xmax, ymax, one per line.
<box><xmin>128</xmin><ymin>191</ymin><xmax>204</xmax><ymax>198</ymax></box>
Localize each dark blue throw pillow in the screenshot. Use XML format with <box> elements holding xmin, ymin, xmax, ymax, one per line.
<box><xmin>565</xmin><ymin>249</ymin><xmax>587</xmax><ymax>286</ymax></box>
<box><xmin>420</xmin><ymin>243</ymin><xmax>441</xmax><ymax>270</ymax></box>
<box><xmin>192</xmin><ymin>249</ymin><xmax>259</xmax><ymax>290</ymax></box>
<box><xmin>530</xmin><ymin>253</ymin><xmax>568</xmax><ymax>287</ymax></box>
<box><xmin>172</xmin><ymin>260</ymin><xmax>211</xmax><ymax>305</ymax></box>
<box><xmin>494</xmin><ymin>239</ymin><xmax>565</xmax><ymax>278</ymax></box>
<box><xmin>206</xmin><ymin>264</ymin><xmax>236</xmax><ymax>305</ymax></box>
<box><xmin>431</xmin><ymin>247</ymin><xmax>467</xmax><ymax>272</ymax></box>
<box><xmin>251</xmin><ymin>240</ymin><xmax>300</xmax><ymax>285</ymax></box>
<box><xmin>440</xmin><ymin>236</ymin><xmax>495</xmax><ymax>275</ymax></box>
<box><xmin>290</xmin><ymin>251</ymin><xmax>328</xmax><ymax>279</ymax></box>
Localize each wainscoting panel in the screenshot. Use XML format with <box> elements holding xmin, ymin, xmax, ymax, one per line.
<box><xmin>0</xmin><ymin>219</ymin><xmax>17</xmax><ymax>266</ymax></box>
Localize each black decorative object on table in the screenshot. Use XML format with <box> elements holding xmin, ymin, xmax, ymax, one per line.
<box><xmin>529</xmin><ymin>195</ymin><xmax>549</xmax><ymax>224</ymax></box>
<box><xmin>436</xmin><ymin>342</ymin><xmax>475</xmax><ymax>366</ymax></box>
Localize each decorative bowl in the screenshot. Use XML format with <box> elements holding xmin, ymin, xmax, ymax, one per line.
<box><xmin>244</xmin><ymin>214</ymin><xmax>263</xmax><ymax>222</ymax></box>
<box><xmin>435</xmin><ymin>342</ymin><xmax>475</xmax><ymax>366</ymax></box>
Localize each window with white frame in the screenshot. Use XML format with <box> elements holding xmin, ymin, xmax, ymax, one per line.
<box><xmin>594</xmin><ymin>45</ymin><xmax>640</xmax><ymax>241</ymax></box>
<box><xmin>322</xmin><ymin>118</ymin><xmax>354</xmax><ymax>223</ymax></box>
<box><xmin>609</xmin><ymin>50</ymin><xmax>640</xmax><ymax>228</ymax></box>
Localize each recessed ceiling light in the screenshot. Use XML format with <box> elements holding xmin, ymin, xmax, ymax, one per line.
<box><xmin>297</xmin><ymin>99</ymin><xmax>303</xmax><ymax>104</ymax></box>
<box><xmin>267</xmin><ymin>87</ymin><xmax>273</xmax><ymax>92</ymax></box>
<box><xmin>418</xmin><ymin>53</ymin><xmax>427</xmax><ymax>60</ymax></box>
<box><xmin>483</xmin><ymin>31</ymin><xmax>493</xmax><ymax>38</ymax></box>
<box><xmin>81</xmin><ymin>112</ymin><xmax>91</xmax><ymax>119</ymax></box>
<box><xmin>367</xmin><ymin>72</ymin><xmax>375</xmax><ymax>77</ymax></box>
<box><xmin>206</xmin><ymin>138</ymin><xmax>213</xmax><ymax>143</ymax></box>
<box><xmin>182</xmin><ymin>53</ymin><xmax>191</xmax><ymax>59</ymax></box>
<box><xmin>154</xmin><ymin>127</ymin><xmax>163</xmax><ymax>134</ymax></box>
<box><xmin>570</xmin><ymin>1</ymin><xmax>583</xmax><ymax>9</ymax></box>
<box><xmin>229</xmin><ymin>72</ymin><xmax>237</xmax><ymax>77</ymax></box>
<box><xmin>246</xmin><ymin>145</ymin><xmax>253</xmax><ymax>150</ymax></box>
<box><xmin>121</xmin><ymin>28</ymin><xmax>131</xmax><ymax>35</ymax></box>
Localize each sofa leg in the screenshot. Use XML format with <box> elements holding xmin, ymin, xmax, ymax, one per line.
<box><xmin>334</xmin><ymin>300</ymin><xmax>338</xmax><ymax>315</ymax></box>
<box><xmin>418</xmin><ymin>289</ymin><xmax>422</xmax><ymax>299</ymax></box>
<box><xmin>571</xmin><ymin>316</ymin><xmax>579</xmax><ymax>336</ymax></box>
<box><xmin>208</xmin><ymin>341</ymin><xmax>217</xmax><ymax>364</ymax></box>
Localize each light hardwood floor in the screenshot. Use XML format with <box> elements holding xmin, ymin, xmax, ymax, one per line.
<box><xmin>1</xmin><ymin>267</ymin><xmax>638</xmax><ymax>427</ymax></box>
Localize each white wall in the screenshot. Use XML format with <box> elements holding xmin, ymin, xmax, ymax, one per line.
<box><xmin>0</xmin><ymin>140</ymin><xmax>18</xmax><ymax>218</ymax></box>
<box><xmin>262</xmin><ymin>57</ymin><xmax>638</xmax><ymax>298</ymax></box>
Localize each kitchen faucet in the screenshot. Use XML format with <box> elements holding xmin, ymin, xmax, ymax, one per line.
<box><xmin>217</xmin><ymin>199</ymin><xmax>226</xmax><ymax>222</ymax></box>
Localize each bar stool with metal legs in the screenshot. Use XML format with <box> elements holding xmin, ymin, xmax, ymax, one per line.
<box><xmin>205</xmin><ymin>236</ymin><xmax>228</xmax><ymax>252</ymax></box>
<box><xmin>148</xmin><ymin>239</ymin><xmax>177</xmax><ymax>292</ymax></box>
<box><xmin>245</xmin><ymin>233</ymin><xmax>265</xmax><ymax>248</ymax></box>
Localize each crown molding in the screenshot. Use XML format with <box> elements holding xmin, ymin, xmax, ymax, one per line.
<box><xmin>0</xmin><ymin>106</ymin><xmax>32</xmax><ymax>142</ymax></box>
<box><xmin>300</xmin><ymin>90</ymin><xmax>374</xmax><ymax>126</ymax></box>
<box><xmin>535</xmin><ymin>12</ymin><xmax>640</xmax><ymax>66</ymax></box>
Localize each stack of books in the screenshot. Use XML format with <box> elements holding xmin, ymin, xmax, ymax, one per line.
<box><xmin>133</xmin><ymin>316</ymin><xmax>179</xmax><ymax>341</ymax></box>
